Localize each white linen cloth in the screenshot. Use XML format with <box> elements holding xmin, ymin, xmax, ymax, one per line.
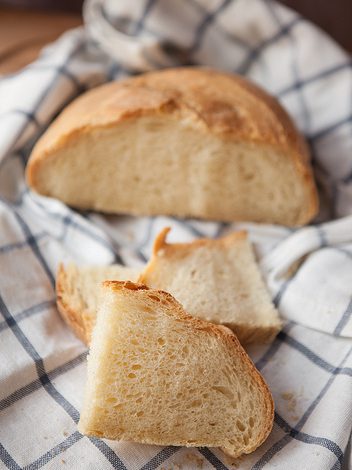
<box><xmin>0</xmin><ymin>1</ymin><xmax>351</xmax><ymax>469</ymax></box>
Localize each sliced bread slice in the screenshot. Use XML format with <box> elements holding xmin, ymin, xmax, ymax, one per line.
<box><xmin>139</xmin><ymin>228</ymin><xmax>281</xmax><ymax>344</ymax></box>
<box><xmin>78</xmin><ymin>281</ymin><xmax>274</xmax><ymax>457</ymax></box>
<box><xmin>56</xmin><ymin>263</ymin><xmax>140</xmax><ymax>344</ymax></box>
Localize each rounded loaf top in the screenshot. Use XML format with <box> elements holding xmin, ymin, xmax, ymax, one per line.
<box><xmin>31</xmin><ymin>67</ymin><xmax>309</xmax><ymax>165</ymax></box>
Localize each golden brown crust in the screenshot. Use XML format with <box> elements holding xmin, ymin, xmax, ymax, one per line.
<box><xmin>102</xmin><ymin>280</ymin><xmax>274</xmax><ymax>456</ymax></box>
<box><xmin>56</xmin><ymin>264</ymin><xmax>91</xmax><ymax>345</ymax></box>
<box><xmin>26</xmin><ymin>67</ymin><xmax>318</xmax><ymax>225</ymax></box>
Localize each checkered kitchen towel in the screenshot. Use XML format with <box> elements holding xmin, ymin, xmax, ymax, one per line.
<box><xmin>0</xmin><ymin>0</ymin><xmax>352</xmax><ymax>469</ymax></box>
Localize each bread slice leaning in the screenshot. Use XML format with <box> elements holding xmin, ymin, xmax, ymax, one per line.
<box><xmin>78</xmin><ymin>281</ymin><xmax>274</xmax><ymax>457</ymax></box>
<box><xmin>139</xmin><ymin>228</ymin><xmax>281</xmax><ymax>344</ymax></box>
<box><xmin>26</xmin><ymin>67</ymin><xmax>318</xmax><ymax>226</ymax></box>
<box><xmin>56</xmin><ymin>263</ymin><xmax>140</xmax><ymax>344</ymax></box>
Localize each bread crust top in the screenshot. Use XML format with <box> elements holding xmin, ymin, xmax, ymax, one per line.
<box><xmin>30</xmin><ymin>68</ymin><xmax>306</xmax><ymax>154</ymax></box>
<box><xmin>27</xmin><ymin>68</ymin><xmax>315</xmax><ymax>197</ymax></box>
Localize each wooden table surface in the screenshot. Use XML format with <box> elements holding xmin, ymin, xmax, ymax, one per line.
<box><xmin>0</xmin><ymin>3</ymin><xmax>350</xmax><ymax>75</ymax></box>
<box><xmin>0</xmin><ymin>7</ymin><xmax>81</xmax><ymax>74</ymax></box>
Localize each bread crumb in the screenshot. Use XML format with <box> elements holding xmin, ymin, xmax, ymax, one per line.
<box><xmin>63</xmin><ymin>431</ymin><xmax>69</xmax><ymax>437</ymax></box>
<box><xmin>281</xmin><ymin>392</ymin><xmax>297</xmax><ymax>412</ymax></box>
<box><xmin>61</xmin><ymin>459</ymin><xmax>66</xmax><ymax>464</ymax></box>
<box><xmin>160</xmin><ymin>465</ymin><xmax>182</xmax><ymax>470</ymax></box>
<box><xmin>225</xmin><ymin>460</ymin><xmax>238</xmax><ymax>468</ymax></box>
<box><xmin>223</xmin><ymin>454</ymin><xmax>244</xmax><ymax>467</ymax></box>
<box><xmin>186</xmin><ymin>452</ymin><xmax>204</xmax><ymax>468</ymax></box>
<box><xmin>127</xmin><ymin>229</ymin><xmax>134</xmax><ymax>241</ymax></box>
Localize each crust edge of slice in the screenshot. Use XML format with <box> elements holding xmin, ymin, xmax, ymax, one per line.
<box><xmin>56</xmin><ymin>263</ymin><xmax>94</xmax><ymax>345</ymax></box>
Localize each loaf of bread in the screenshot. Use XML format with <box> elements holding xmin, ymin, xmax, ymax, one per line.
<box><xmin>26</xmin><ymin>68</ymin><xmax>318</xmax><ymax>226</ymax></box>
<box><xmin>78</xmin><ymin>281</ymin><xmax>274</xmax><ymax>457</ymax></box>
<box><xmin>139</xmin><ymin>228</ymin><xmax>281</xmax><ymax>344</ymax></box>
<box><xmin>56</xmin><ymin>263</ymin><xmax>139</xmax><ymax>344</ymax></box>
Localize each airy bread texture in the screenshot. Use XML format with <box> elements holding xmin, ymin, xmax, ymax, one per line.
<box><xmin>26</xmin><ymin>68</ymin><xmax>318</xmax><ymax>226</ymax></box>
<box><xmin>56</xmin><ymin>263</ymin><xmax>139</xmax><ymax>344</ymax></box>
<box><xmin>139</xmin><ymin>228</ymin><xmax>281</xmax><ymax>344</ymax></box>
<box><xmin>78</xmin><ymin>281</ymin><xmax>274</xmax><ymax>457</ymax></box>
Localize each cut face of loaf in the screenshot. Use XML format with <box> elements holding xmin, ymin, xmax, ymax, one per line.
<box><xmin>56</xmin><ymin>263</ymin><xmax>140</xmax><ymax>344</ymax></box>
<box><xmin>26</xmin><ymin>68</ymin><xmax>318</xmax><ymax>226</ymax></box>
<box><xmin>78</xmin><ymin>281</ymin><xmax>274</xmax><ymax>458</ymax></box>
<box><xmin>139</xmin><ymin>228</ymin><xmax>281</xmax><ymax>344</ymax></box>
